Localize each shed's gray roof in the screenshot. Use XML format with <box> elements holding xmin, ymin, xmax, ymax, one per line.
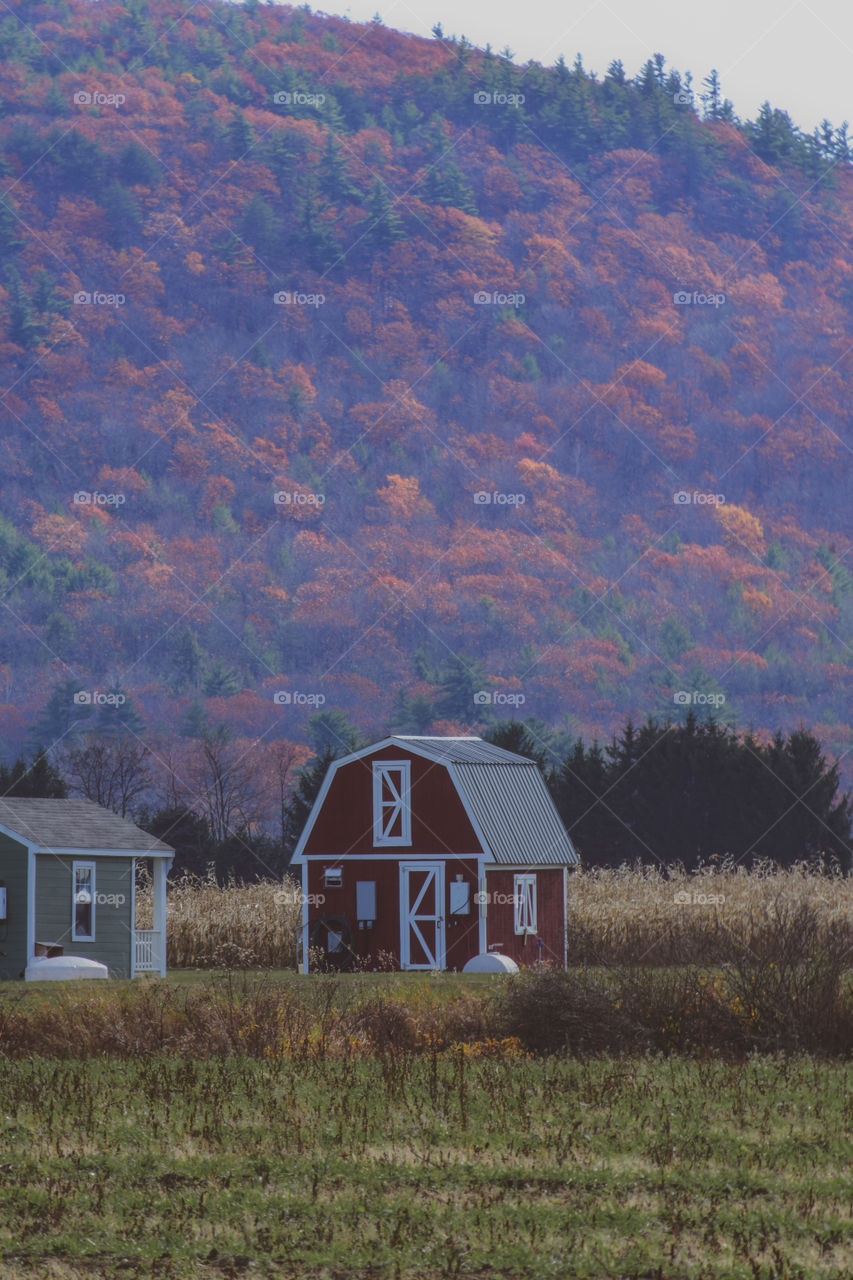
<box><xmin>395</xmin><ymin>736</ymin><xmax>579</xmax><ymax>866</ymax></box>
<box><xmin>0</xmin><ymin>798</ymin><xmax>173</xmax><ymax>853</ymax></box>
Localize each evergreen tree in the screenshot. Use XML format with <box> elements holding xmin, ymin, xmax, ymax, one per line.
<box><xmin>318</xmin><ymin>131</ymin><xmax>360</xmax><ymax>204</ymax></box>
<box><xmin>202</xmin><ymin>659</ymin><xmax>240</xmax><ymax>698</ymax></box>
<box><xmin>100</xmin><ymin>180</ymin><xmax>144</xmax><ymax>249</ymax></box>
<box><xmin>283</xmin><ymin>745</ymin><xmax>339</xmax><ymax>859</ymax></box>
<box><xmin>435</xmin><ymin>654</ymin><xmax>489</xmax><ymax>722</ymax></box>
<box><xmin>389</xmin><ymin>688</ymin><xmax>435</xmax><ymax>734</ymax></box>
<box><xmin>0</xmin><ymin>195</ymin><xmax>24</xmax><ymax>261</ymax></box>
<box><xmin>306</xmin><ymin>709</ymin><xmax>363</xmax><ymax>756</ymax></box>
<box><xmin>32</xmin><ymin>269</ymin><xmax>69</xmax><ymax>316</ymax></box>
<box><xmin>172</xmin><ymin>628</ymin><xmax>204</xmax><ymax>693</ymax></box>
<box><xmin>550</xmin><ymin>715</ymin><xmax>851</xmax><ymax>870</ymax></box>
<box><xmin>0</xmin><ymin>749</ymin><xmax>67</xmax><ymax>798</ymax></box>
<box><xmin>290</xmin><ymin>180</ymin><xmax>341</xmax><ymax>272</ymax></box>
<box><xmin>117</xmin><ymin>140</ymin><xmax>162</xmax><ymax>187</ymax></box>
<box><xmin>179</xmin><ymin>699</ymin><xmax>209</xmax><ymax>739</ymax></box>
<box><xmin>240</xmin><ymin>193</ymin><xmax>280</xmax><ymax>259</ymax></box>
<box><xmin>95</xmin><ymin>688</ymin><xmax>146</xmax><ymax>738</ymax></box>
<box><xmin>361</xmin><ymin>178</ymin><xmax>404</xmax><ymax>255</ymax></box>
<box><xmin>225</xmin><ymin>109</ymin><xmax>255</xmax><ymax>159</ymax></box>
<box><xmin>483</xmin><ymin>720</ymin><xmax>549</xmax><ymax>773</ymax></box>
<box><xmin>5</xmin><ymin>268</ymin><xmax>44</xmax><ymax>349</ymax></box>
<box><xmin>28</xmin><ymin>679</ymin><xmax>94</xmax><ymax>753</ymax></box>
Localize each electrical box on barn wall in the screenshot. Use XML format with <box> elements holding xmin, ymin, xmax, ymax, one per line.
<box><xmin>449</xmin><ymin>878</ymin><xmax>470</xmax><ymax>914</ymax></box>
<box><xmin>356</xmin><ymin>880</ymin><xmax>376</xmax><ymax>928</ymax></box>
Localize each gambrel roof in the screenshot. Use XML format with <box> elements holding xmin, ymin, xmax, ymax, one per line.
<box><xmin>293</xmin><ymin>735</ymin><xmax>579</xmax><ymax>866</ymax></box>
<box><xmin>0</xmin><ymin>798</ymin><xmax>173</xmax><ymax>854</ymax></box>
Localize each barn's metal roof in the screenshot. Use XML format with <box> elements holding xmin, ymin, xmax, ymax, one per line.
<box><xmin>394</xmin><ymin>736</ymin><xmax>579</xmax><ymax>866</ymax></box>
<box><xmin>393</xmin><ymin>735</ymin><xmax>527</xmax><ymax>764</ymax></box>
<box><xmin>451</xmin><ymin>761</ymin><xmax>578</xmax><ymax>865</ymax></box>
<box><xmin>0</xmin><ymin>798</ymin><xmax>174</xmax><ymax>853</ymax></box>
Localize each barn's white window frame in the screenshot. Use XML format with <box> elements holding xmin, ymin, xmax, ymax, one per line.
<box><xmin>72</xmin><ymin>860</ymin><xmax>96</xmax><ymax>942</ymax></box>
<box><xmin>513</xmin><ymin>873</ymin><xmax>537</xmax><ymax>935</ymax></box>
<box><xmin>372</xmin><ymin>761</ymin><xmax>411</xmax><ymax>846</ymax></box>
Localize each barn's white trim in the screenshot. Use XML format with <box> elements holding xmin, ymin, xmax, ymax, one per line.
<box><xmin>399</xmin><ymin>860</ymin><xmax>445</xmax><ymax>969</ymax></box>
<box><xmin>478</xmin><ymin>857</ymin><xmax>487</xmax><ymax>954</ymax></box>
<box><xmin>297</xmin><ymin>851</ymin><xmax>482</xmax><ymax>860</ymax></box>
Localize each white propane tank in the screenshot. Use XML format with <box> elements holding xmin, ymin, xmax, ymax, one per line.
<box><xmin>25</xmin><ymin>955</ymin><xmax>109</xmax><ymax>981</ymax></box>
<box><xmin>462</xmin><ymin>953</ymin><xmax>519</xmax><ymax>974</ymax></box>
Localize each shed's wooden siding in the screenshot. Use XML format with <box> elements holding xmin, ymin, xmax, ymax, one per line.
<box><xmin>0</xmin><ymin>831</ymin><xmax>30</xmax><ymax>980</ymax></box>
<box><xmin>34</xmin><ymin>854</ymin><xmax>135</xmax><ymax>977</ymax></box>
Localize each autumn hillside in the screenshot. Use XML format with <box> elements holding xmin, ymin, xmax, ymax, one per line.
<box><xmin>2</xmin><ymin>0</ymin><xmax>853</xmax><ymax>784</ymax></box>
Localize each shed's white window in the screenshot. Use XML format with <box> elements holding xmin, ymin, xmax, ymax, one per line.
<box><xmin>514</xmin><ymin>874</ymin><xmax>537</xmax><ymax>934</ymax></box>
<box><xmin>372</xmin><ymin>761</ymin><xmax>411</xmax><ymax>846</ymax></box>
<box><xmin>72</xmin><ymin>861</ymin><xmax>96</xmax><ymax>942</ymax></box>
<box><xmin>324</xmin><ymin>867</ymin><xmax>343</xmax><ymax>888</ymax></box>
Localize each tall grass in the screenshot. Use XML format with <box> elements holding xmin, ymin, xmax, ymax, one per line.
<box><xmin>564</xmin><ymin>858</ymin><xmax>853</xmax><ymax>963</ymax></box>
<box><xmin>137</xmin><ymin>860</ymin><xmax>853</xmax><ymax>971</ymax></box>
<box><xmin>137</xmin><ymin>870</ymin><xmax>303</xmax><ymax>968</ymax></box>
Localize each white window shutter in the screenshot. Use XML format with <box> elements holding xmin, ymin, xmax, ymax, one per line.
<box><xmin>372</xmin><ymin>761</ymin><xmax>412</xmax><ymax>846</ymax></box>
<box><xmin>514</xmin><ymin>874</ymin><xmax>537</xmax><ymax>934</ymax></box>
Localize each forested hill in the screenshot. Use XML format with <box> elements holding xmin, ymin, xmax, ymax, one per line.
<box><xmin>2</xmin><ymin>0</ymin><xmax>853</xmax><ymax>780</ymax></box>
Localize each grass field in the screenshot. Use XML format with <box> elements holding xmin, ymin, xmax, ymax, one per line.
<box><xmin>0</xmin><ymin>1052</ymin><xmax>850</xmax><ymax>1279</ymax></box>
<box><xmin>4</xmin><ymin>862</ymin><xmax>851</xmax><ymax>1278</ymax></box>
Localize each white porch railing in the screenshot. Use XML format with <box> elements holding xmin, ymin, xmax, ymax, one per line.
<box><xmin>134</xmin><ymin>930</ymin><xmax>161</xmax><ymax>973</ymax></box>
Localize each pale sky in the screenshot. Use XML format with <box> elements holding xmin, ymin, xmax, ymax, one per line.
<box><xmin>298</xmin><ymin>0</ymin><xmax>853</xmax><ymax>134</ymax></box>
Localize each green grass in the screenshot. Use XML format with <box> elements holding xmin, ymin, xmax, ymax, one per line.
<box><xmin>0</xmin><ymin>1052</ymin><xmax>850</xmax><ymax>1279</ymax></box>
<box><xmin>0</xmin><ymin>967</ymin><xmax>500</xmax><ymax>1005</ymax></box>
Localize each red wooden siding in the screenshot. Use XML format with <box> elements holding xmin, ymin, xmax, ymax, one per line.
<box><xmin>302</xmin><ymin>745</ymin><xmax>483</xmax><ymax>858</ymax></box>
<box><xmin>306</xmin><ymin>857</ymin><xmax>481</xmax><ymax>970</ymax></box>
<box><xmin>483</xmin><ymin>868</ymin><xmax>565</xmax><ymax>968</ymax></box>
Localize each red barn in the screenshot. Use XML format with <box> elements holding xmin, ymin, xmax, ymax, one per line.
<box><xmin>291</xmin><ymin>736</ymin><xmax>579</xmax><ymax>972</ymax></box>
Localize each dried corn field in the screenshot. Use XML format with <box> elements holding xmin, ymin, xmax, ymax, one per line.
<box><xmin>137</xmin><ymin>861</ymin><xmax>853</xmax><ymax>971</ymax></box>
<box><xmin>563</xmin><ymin>859</ymin><xmax>853</xmax><ymax>965</ymax></box>
<box><xmin>137</xmin><ymin>871</ymin><xmax>304</xmax><ymax>969</ymax></box>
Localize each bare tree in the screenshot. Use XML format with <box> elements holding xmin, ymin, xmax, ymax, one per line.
<box><xmin>268</xmin><ymin>739</ymin><xmax>301</xmax><ymax>848</ymax></box>
<box><xmin>185</xmin><ymin>730</ymin><xmax>272</xmax><ymax>843</ymax></box>
<box><xmin>61</xmin><ymin>735</ymin><xmax>153</xmax><ymax>817</ymax></box>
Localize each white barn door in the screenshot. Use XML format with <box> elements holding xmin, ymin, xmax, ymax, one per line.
<box><xmin>399</xmin><ymin>861</ymin><xmax>445</xmax><ymax>969</ymax></box>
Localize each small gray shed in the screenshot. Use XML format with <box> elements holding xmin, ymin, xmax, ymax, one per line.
<box><xmin>0</xmin><ymin>798</ymin><xmax>173</xmax><ymax>980</ymax></box>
